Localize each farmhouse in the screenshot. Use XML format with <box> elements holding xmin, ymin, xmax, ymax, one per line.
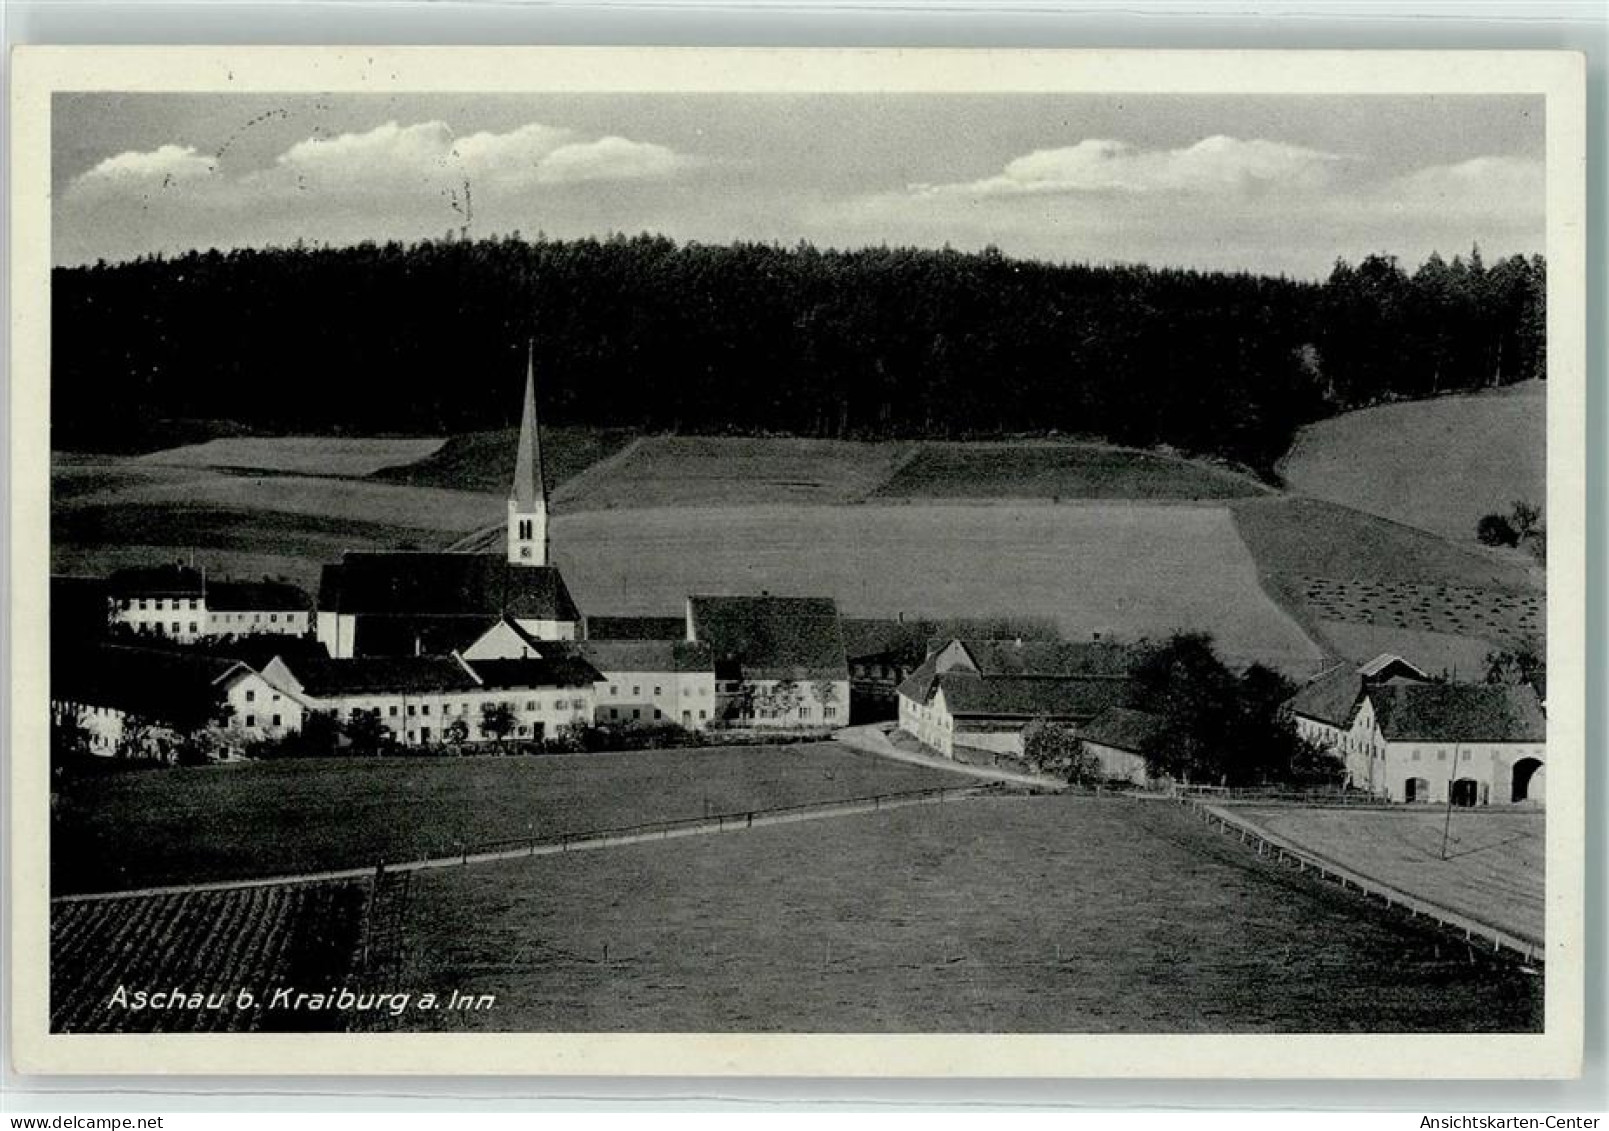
<box><xmin>107</xmin><ymin>565</ymin><xmax>312</xmax><ymax>643</ymax></box>
<box><xmin>315</xmin><ymin>355</ymin><xmax>582</xmax><ymax>658</ymax></box>
<box><xmin>461</xmin><ymin>615</ymin><xmax>718</xmax><ymax>730</ymax></box>
<box><xmin>685</xmin><ymin>595</ymin><xmax>850</xmax><ymax>729</ymax></box>
<box><xmin>897</xmin><ymin>638</ymin><xmax>1137</xmax><ymax>758</ymax></box>
<box><xmin>1288</xmin><ymin>655</ymin><xmax>1546</xmax><ymax>805</ymax></box>
<box><xmin>52</xmin><ymin>643</ymin><xmax>305</xmax><ymax>759</ymax></box>
<box><xmin>263</xmin><ymin>650</ymin><xmax>601</xmax><ymax>746</ymax></box>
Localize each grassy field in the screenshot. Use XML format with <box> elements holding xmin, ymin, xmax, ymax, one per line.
<box><xmin>552</xmin><ymin>503</ymin><xmax>1324</xmax><ymax>674</ymax></box>
<box><xmin>51</xmin><ymin>743</ymin><xmax>972</xmax><ymax>895</ymax></box>
<box><xmin>51</xmin><ymin>880</ymin><xmax>367</xmax><ymax>1033</ymax></box>
<box><xmin>136</xmin><ymin>436</ymin><xmax>445</xmax><ymax>478</ymax></box>
<box><xmin>1237</xmin><ymin>807</ymin><xmax>1544</xmax><ymax>944</ymax></box>
<box><xmin>393</xmin><ymin>796</ymin><xmax>1540</xmax><ymax>1032</ymax></box>
<box><xmin>371</xmin><ymin>426</ymin><xmax>637</xmax><ymax>495</ymax></box>
<box><xmin>1279</xmin><ymin>381</ymin><xmax>1545</xmax><ymax>544</ymax></box>
<box><xmin>555</xmin><ymin>436</ymin><xmax>914</xmax><ymax>510</ymax></box>
<box><xmin>1311</xmin><ymin>621</ymin><xmax>1504</xmax><ymax>678</ymax></box>
<box><xmin>875</xmin><ymin>442</ymin><xmax>1269</xmax><ymax>502</ymax></box>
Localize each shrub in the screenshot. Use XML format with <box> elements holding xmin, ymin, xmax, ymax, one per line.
<box><xmin>1476</xmin><ymin>513</ymin><xmax>1519</xmax><ymax>547</ymax></box>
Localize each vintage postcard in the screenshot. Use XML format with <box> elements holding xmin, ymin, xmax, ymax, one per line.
<box><xmin>7</xmin><ymin>47</ymin><xmax>1586</xmax><ymax>1077</ymax></box>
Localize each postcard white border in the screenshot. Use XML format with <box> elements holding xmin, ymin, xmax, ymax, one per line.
<box><xmin>7</xmin><ymin>45</ymin><xmax>1588</xmax><ymax>1078</ymax></box>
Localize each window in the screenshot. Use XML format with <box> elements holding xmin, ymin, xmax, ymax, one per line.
<box><xmin>699</xmin><ymin>709</ymin><xmax>707</xmax><ymax>720</ymax></box>
<box><xmin>1411</xmin><ymin>750</ymin><xmax>1421</xmax><ymax>761</ymax></box>
<box><xmin>421</xmin><ymin>704</ymin><xmax>431</xmax><ymax>716</ymax></box>
<box><xmin>138</xmin><ymin>599</ymin><xmax>148</xmax><ymax>610</ymax></box>
<box><xmin>245</xmin><ymin>690</ymin><xmax>256</xmax><ymax>703</ymax></box>
<box><xmin>189</xmin><ymin>598</ymin><xmax>199</xmax><ymax>610</ymax></box>
<box><xmin>270</xmin><ymin>613</ymin><xmax>279</xmax><ymax>623</ymax></box>
<box><xmin>610</xmin><ymin>686</ymin><xmax>618</xmax><ymax>696</ymax></box>
<box><xmin>654</xmin><ymin>685</ymin><xmax>662</xmax><ymax>696</ymax></box>
<box><xmin>633</xmin><ymin>709</ymin><xmax>641</xmax><ymax>720</ymax></box>
<box><xmin>1437</xmin><ymin>750</ymin><xmax>1447</xmax><ymax>761</ymax></box>
<box><xmin>272</xmin><ymin>714</ymin><xmax>282</xmax><ymax>727</ymax></box>
<box><xmin>526</xmin><ymin>699</ymin><xmax>536</xmax><ymax>711</ymax></box>
<box><xmin>170</xmin><ymin>622</ymin><xmax>180</xmax><ymax>634</ymax></box>
<box><xmin>654</xmin><ymin>708</ymin><xmax>662</xmax><ymax>720</ymax></box>
<box><xmin>245</xmin><ymin>714</ymin><xmax>256</xmax><ymax>727</ymax></box>
<box><xmin>407</xmin><ymin>704</ymin><xmax>416</xmax><ymax>716</ymax></box>
<box><xmin>633</xmin><ymin>686</ymin><xmax>641</xmax><ymax>696</ymax></box>
<box><xmin>609</xmin><ymin>708</ymin><xmax>619</xmax><ymax>720</ymax></box>
<box><xmin>800</xmin><ymin>707</ymin><xmax>812</xmax><ymax>720</ymax></box>
<box><xmin>824</xmin><ymin>707</ymin><xmax>837</xmax><ymax>719</ymax></box>
<box><xmin>272</xmin><ymin>693</ymin><xmax>280</xmax><ymax>702</ymax></box>
<box><xmin>683</xmin><ymin>687</ymin><xmax>690</xmax><ymax>697</ymax></box>
<box><xmin>518</xmin><ymin>519</ymin><xmax>533</xmax><ymax>540</ymax></box>
<box><xmin>420</xmin><ymin>726</ymin><xmax>430</xmax><ymax>741</ymax></box>
<box><xmin>389</xmin><ymin>705</ymin><xmax>398</xmax><ymax>717</ymax></box>
<box><xmin>121</xmin><ymin>599</ymin><xmax>131</xmax><ymax>610</ymax></box>
<box><xmin>572</xmin><ymin>698</ymin><xmax>585</xmax><ymax>709</ymax></box>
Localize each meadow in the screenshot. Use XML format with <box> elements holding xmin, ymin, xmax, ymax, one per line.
<box><xmin>51</xmin><ymin>743</ymin><xmax>972</xmax><ymax>895</ymax></box>
<box><xmin>551</xmin><ymin>503</ymin><xmax>1325</xmax><ymax>674</ymax></box>
<box><xmin>394</xmin><ymin>796</ymin><xmax>1541</xmax><ymax>1033</ymax></box>
<box><xmin>371</xmin><ymin>426</ymin><xmax>637</xmax><ymax>496</ymax></box>
<box><xmin>136</xmin><ymin>436</ymin><xmax>446</xmax><ymax>478</ymax></box>
<box><xmin>1236</xmin><ymin>807</ymin><xmax>1544</xmax><ymax>944</ymax></box>
<box><xmin>1279</xmin><ymin>381</ymin><xmax>1546</xmax><ymax>544</ymax></box>
<box><xmin>874</xmin><ymin>442</ymin><xmax>1269</xmax><ymax>501</ymax></box>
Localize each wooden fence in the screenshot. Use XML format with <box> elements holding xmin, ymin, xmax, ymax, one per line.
<box><xmin>1170</xmin><ymin>794</ymin><xmax>1544</xmax><ymax>966</ymax></box>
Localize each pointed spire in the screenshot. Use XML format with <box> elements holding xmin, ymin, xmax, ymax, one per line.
<box><xmin>511</xmin><ymin>341</ymin><xmax>544</xmax><ymax>509</ymax></box>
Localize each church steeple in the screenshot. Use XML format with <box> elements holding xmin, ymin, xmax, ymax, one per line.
<box><xmin>507</xmin><ymin>343</ymin><xmax>548</xmax><ymax>566</ymax></box>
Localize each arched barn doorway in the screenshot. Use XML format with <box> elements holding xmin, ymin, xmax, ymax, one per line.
<box><xmin>1404</xmin><ymin>777</ymin><xmax>1430</xmax><ymax>803</ymax></box>
<box><xmin>1450</xmin><ymin>778</ymin><xmax>1483</xmax><ymax>808</ymax></box>
<box><xmin>1511</xmin><ymin>758</ymin><xmax>1544</xmax><ymax>804</ymax></box>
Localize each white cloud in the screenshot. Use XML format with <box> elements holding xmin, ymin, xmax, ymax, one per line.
<box><xmin>534</xmin><ymin>136</ymin><xmax>687</xmax><ymax>184</ymax></box>
<box><xmin>914</xmin><ymin>136</ymin><xmax>1344</xmax><ymax>199</ymax></box>
<box><xmin>1382</xmin><ymin>155</ymin><xmax>1544</xmax><ymax>218</ymax></box>
<box><xmin>71</xmin><ymin>144</ymin><xmax>216</xmax><ymax>192</ymax></box>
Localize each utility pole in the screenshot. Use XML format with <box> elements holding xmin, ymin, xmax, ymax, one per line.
<box><xmin>1439</xmin><ymin>739</ymin><xmax>1463</xmax><ymax>860</ymax></box>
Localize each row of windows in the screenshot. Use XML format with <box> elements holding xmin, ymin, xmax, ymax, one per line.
<box><xmin>241</xmin><ymin>713</ymin><xmax>284</xmax><ymax>729</ymax></box>
<box><xmin>123</xmin><ymin>597</ymin><xmax>200</xmax><ymax>611</ymax></box>
<box><xmin>742</xmin><ymin>706</ymin><xmax>837</xmax><ymax>721</ymax></box>
<box><xmin>604</xmin><ymin>706</ymin><xmax>711</xmax><ymax>723</ymax></box>
<box><xmin>344</xmin><ymin>698</ymin><xmax>589</xmax><ymax>720</ymax></box>
<box><xmin>604</xmin><ymin>683</ymin><xmax>712</xmax><ymax>698</ymax></box>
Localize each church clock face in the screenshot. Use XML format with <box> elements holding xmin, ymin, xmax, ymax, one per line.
<box><xmin>520</xmin><ymin>547</ymin><xmax>532</xmax><ymax>560</ymax></box>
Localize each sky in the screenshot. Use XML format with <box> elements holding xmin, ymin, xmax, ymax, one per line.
<box><xmin>52</xmin><ymin>92</ymin><xmax>1545</xmax><ymax>279</ymax></box>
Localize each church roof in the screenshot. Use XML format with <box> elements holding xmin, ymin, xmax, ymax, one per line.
<box><xmin>511</xmin><ymin>347</ymin><xmax>545</xmax><ymax>510</ymax></box>
<box><xmin>319</xmin><ymin>553</ymin><xmax>581</xmax><ymax>623</ymax></box>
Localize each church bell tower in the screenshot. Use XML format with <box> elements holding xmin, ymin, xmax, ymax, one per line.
<box><xmin>507</xmin><ymin>344</ymin><xmax>549</xmax><ymax>566</ymax></box>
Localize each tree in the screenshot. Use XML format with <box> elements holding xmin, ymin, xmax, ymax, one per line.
<box><xmin>479</xmin><ymin>701</ymin><xmax>517</xmax><ymax>748</ymax></box>
<box><xmin>1476</xmin><ymin>513</ymin><xmax>1519</xmax><ymax>547</ymax></box>
<box><xmin>1509</xmin><ymin>499</ymin><xmax>1542</xmax><ymax>539</ymax></box>
<box><xmin>1022</xmin><ymin>719</ymin><xmax>1104</xmax><ymax>784</ymax></box>
<box><xmin>50</xmin><ymin>705</ymin><xmax>94</xmax><ymax>776</ymax></box>
<box><xmin>345</xmin><ymin>708</ymin><xmax>389</xmax><ymax>756</ymax></box>
<box><xmin>114</xmin><ymin>713</ymin><xmax>158</xmax><ymax>762</ymax></box>
<box><xmin>444</xmin><ymin>716</ymin><xmax>470</xmax><ymax>749</ymax></box>
<box><xmin>757</xmin><ymin>679</ymin><xmax>802</xmax><ymax>722</ymax></box>
<box><xmin>1484</xmin><ymin>636</ymin><xmax>1545</xmax><ymax>692</ymax></box>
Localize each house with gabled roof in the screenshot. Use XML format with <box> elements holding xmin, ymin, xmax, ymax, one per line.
<box><xmin>685</xmin><ymin>594</ymin><xmax>849</xmax><ymax>729</ymax></box>
<box><xmin>896</xmin><ymin>636</ymin><xmax>1141</xmax><ymax>758</ymax></box>
<box><xmin>1078</xmin><ymin>706</ymin><xmax>1168</xmax><ymax>785</ymax></box>
<box><xmin>263</xmin><ymin>647</ymin><xmax>601</xmax><ymax>747</ymax></box>
<box><xmin>52</xmin><ymin>643</ymin><xmax>307</xmax><ymax>759</ymax></box>
<box><xmin>1286</xmin><ymin>653</ymin><xmax>1545</xmax><ymax>805</ymax></box>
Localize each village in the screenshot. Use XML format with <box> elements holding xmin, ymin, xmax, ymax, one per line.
<box><xmin>48</xmin><ymin>357</ymin><xmax>1547</xmax><ymax>810</ymax></box>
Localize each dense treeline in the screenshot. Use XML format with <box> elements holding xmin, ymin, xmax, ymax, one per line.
<box><xmin>52</xmin><ymin>235</ymin><xmax>1544</xmax><ymax>473</ymax></box>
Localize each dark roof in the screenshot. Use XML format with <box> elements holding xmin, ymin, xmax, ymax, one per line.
<box><xmin>206</xmin><ymin>579</ymin><xmax>312</xmax><ymax>612</ymax></box>
<box><xmin>1288</xmin><ymin>667</ymin><xmax>1365</xmax><ymax>727</ymax></box>
<box><xmin>688</xmin><ymin>595</ymin><xmax>848</xmax><ymax>681</ymax></box>
<box><xmin>1370</xmin><ymin>684</ymin><xmax>1546</xmax><ymax>744</ymax></box>
<box><xmin>935</xmin><ymin>672</ymin><xmax>1132</xmax><ymax>721</ymax></box>
<box><xmin>1079</xmin><ymin>706</ymin><xmax>1167</xmax><ymax>754</ymax></box>
<box><xmin>948</xmin><ymin>638</ymin><xmax>1140</xmax><ymax>678</ymax></box>
<box><xmin>52</xmin><ymin>644</ymin><xmax>244</xmax><ymax>727</ymax></box>
<box><xmin>108</xmin><ymin>564</ymin><xmax>204</xmax><ymax>597</ymax></box>
<box><xmin>319</xmin><ymin>552</ymin><xmax>581</xmax><ymax>622</ymax></box>
<box><xmin>567</xmin><ymin>639</ymin><xmax>714</xmax><ymax>675</ymax></box>
<box><xmin>467</xmin><ymin>656</ymin><xmax>603</xmax><ymax>690</ymax></box>
<box><xmin>283</xmin><ymin>656</ymin><xmax>481</xmax><ymax>697</ymax></box>
<box><xmin>895</xmin><ymin>654</ymin><xmax>942</xmax><ymax>703</ymax></box>
<box><xmin>585</xmin><ymin>615</ymin><xmax>687</xmax><ymax>641</ymax></box>
<box><xmin>350</xmin><ymin>615</ymin><xmax>501</xmax><ymax>658</ymax></box>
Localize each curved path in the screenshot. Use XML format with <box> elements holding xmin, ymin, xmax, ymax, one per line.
<box><xmin>834</xmin><ymin>723</ymin><xmax>1066</xmax><ymax>792</ymax></box>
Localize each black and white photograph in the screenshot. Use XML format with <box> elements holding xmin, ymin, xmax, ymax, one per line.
<box><xmin>8</xmin><ymin>47</ymin><xmax>1586</xmax><ymax>1077</ymax></box>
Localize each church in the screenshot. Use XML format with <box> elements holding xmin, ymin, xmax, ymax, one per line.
<box><xmin>315</xmin><ymin>351</ymin><xmax>583</xmax><ymax>659</ymax></box>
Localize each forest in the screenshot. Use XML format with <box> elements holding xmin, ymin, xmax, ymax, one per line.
<box><xmin>51</xmin><ymin>235</ymin><xmax>1545</xmax><ymax>475</ymax></box>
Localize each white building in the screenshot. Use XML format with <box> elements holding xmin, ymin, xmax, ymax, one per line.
<box><xmin>107</xmin><ymin>566</ymin><xmax>312</xmax><ymax>643</ymax></box>
<box><xmin>897</xmin><ymin>637</ymin><xmax>1137</xmax><ymax>758</ymax></box>
<box><xmin>52</xmin><ymin>643</ymin><xmax>306</xmax><ymax>759</ymax></box>
<box><xmin>685</xmin><ymin>595</ymin><xmax>850</xmax><ymax>730</ymax></box>
<box><xmin>1288</xmin><ymin>655</ymin><xmax>1545</xmax><ymax>805</ymax></box>
<box><xmin>263</xmin><ymin>650</ymin><xmax>601</xmax><ymax>747</ymax></box>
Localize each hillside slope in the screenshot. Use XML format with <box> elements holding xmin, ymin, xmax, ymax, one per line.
<box><xmin>1278</xmin><ymin>381</ymin><xmax>1544</xmax><ymax>544</ymax></box>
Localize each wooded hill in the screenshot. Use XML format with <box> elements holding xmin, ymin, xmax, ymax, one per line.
<box><xmin>52</xmin><ymin>236</ymin><xmax>1544</xmax><ymax>474</ymax></box>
